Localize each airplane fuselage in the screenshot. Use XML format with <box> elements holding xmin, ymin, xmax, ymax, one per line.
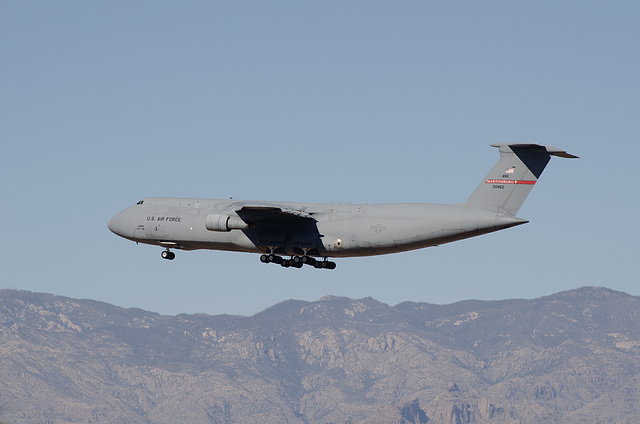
<box><xmin>109</xmin><ymin>197</ymin><xmax>527</xmax><ymax>258</ymax></box>
<box><xmin>108</xmin><ymin>143</ymin><xmax>576</xmax><ymax>268</ymax></box>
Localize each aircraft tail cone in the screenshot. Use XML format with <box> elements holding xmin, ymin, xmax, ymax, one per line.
<box><xmin>495</xmin><ymin>215</ymin><xmax>529</xmax><ymax>229</ymax></box>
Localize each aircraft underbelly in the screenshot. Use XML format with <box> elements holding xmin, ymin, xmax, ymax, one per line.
<box><xmin>318</xmin><ymin>212</ymin><xmax>498</xmax><ymax>257</ymax></box>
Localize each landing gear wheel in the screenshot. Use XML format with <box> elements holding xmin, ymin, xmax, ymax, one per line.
<box><xmin>161</xmin><ymin>250</ymin><xmax>175</xmax><ymax>260</ymax></box>
<box><xmin>302</xmin><ymin>256</ymin><xmax>316</xmax><ymax>266</ymax></box>
<box><xmin>268</xmin><ymin>254</ymin><xmax>283</xmax><ymax>264</ymax></box>
<box><xmin>284</xmin><ymin>257</ymin><xmax>302</xmax><ymax>268</ymax></box>
<box><xmin>318</xmin><ymin>259</ymin><xmax>336</xmax><ymax>269</ymax></box>
<box><xmin>262</xmin><ymin>253</ymin><xmax>332</xmax><ymax>269</ymax></box>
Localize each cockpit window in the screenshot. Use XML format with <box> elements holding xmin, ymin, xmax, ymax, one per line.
<box><xmin>136</xmin><ymin>200</ymin><xmax>144</xmax><ymax>205</ymax></box>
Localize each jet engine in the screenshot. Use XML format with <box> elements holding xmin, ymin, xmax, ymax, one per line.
<box><xmin>205</xmin><ymin>214</ymin><xmax>249</xmax><ymax>232</ymax></box>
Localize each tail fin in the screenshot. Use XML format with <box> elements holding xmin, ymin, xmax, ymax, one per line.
<box><xmin>465</xmin><ymin>143</ymin><xmax>578</xmax><ymax>215</ymax></box>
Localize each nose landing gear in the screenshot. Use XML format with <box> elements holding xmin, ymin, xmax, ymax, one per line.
<box><xmin>161</xmin><ymin>250</ymin><xmax>175</xmax><ymax>260</ymax></box>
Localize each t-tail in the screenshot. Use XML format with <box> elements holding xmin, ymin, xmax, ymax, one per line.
<box><xmin>465</xmin><ymin>143</ymin><xmax>578</xmax><ymax>216</ymax></box>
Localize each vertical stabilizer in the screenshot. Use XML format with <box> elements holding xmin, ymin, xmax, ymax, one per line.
<box><xmin>465</xmin><ymin>143</ymin><xmax>578</xmax><ymax>215</ymax></box>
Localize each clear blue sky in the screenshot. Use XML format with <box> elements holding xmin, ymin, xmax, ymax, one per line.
<box><xmin>2</xmin><ymin>1</ymin><xmax>638</xmax><ymax>316</ymax></box>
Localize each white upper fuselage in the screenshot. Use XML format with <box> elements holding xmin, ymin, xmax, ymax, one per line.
<box><xmin>108</xmin><ymin>196</ymin><xmax>526</xmax><ymax>258</ymax></box>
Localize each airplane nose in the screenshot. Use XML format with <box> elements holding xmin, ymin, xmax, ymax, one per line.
<box><xmin>108</xmin><ymin>208</ymin><xmax>138</xmax><ymax>239</ymax></box>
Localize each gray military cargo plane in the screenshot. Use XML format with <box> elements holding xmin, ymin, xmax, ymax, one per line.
<box><xmin>108</xmin><ymin>143</ymin><xmax>577</xmax><ymax>269</ymax></box>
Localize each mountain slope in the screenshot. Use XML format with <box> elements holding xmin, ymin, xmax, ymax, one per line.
<box><xmin>0</xmin><ymin>287</ymin><xmax>638</xmax><ymax>423</ymax></box>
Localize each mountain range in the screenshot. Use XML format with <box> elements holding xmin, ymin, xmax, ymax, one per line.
<box><xmin>0</xmin><ymin>286</ymin><xmax>638</xmax><ymax>423</ymax></box>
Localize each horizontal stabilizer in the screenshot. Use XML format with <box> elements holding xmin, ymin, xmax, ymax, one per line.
<box><xmin>491</xmin><ymin>143</ymin><xmax>579</xmax><ymax>159</ymax></box>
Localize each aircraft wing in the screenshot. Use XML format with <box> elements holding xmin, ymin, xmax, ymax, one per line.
<box><xmin>236</xmin><ymin>206</ymin><xmax>317</xmax><ymax>226</ymax></box>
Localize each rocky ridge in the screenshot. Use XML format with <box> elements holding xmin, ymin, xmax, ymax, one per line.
<box><xmin>0</xmin><ymin>287</ymin><xmax>638</xmax><ymax>423</ymax></box>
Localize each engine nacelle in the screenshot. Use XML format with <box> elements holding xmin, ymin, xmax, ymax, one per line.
<box><xmin>205</xmin><ymin>214</ymin><xmax>249</xmax><ymax>232</ymax></box>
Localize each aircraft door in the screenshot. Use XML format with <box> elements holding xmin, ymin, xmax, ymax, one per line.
<box><xmin>145</xmin><ymin>214</ymin><xmax>166</xmax><ymax>239</ymax></box>
<box><xmin>146</xmin><ymin>221</ymin><xmax>165</xmax><ymax>239</ymax></box>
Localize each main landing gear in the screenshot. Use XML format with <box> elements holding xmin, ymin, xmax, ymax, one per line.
<box><xmin>260</xmin><ymin>254</ymin><xmax>336</xmax><ymax>270</ymax></box>
<box><xmin>161</xmin><ymin>249</ymin><xmax>175</xmax><ymax>260</ymax></box>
